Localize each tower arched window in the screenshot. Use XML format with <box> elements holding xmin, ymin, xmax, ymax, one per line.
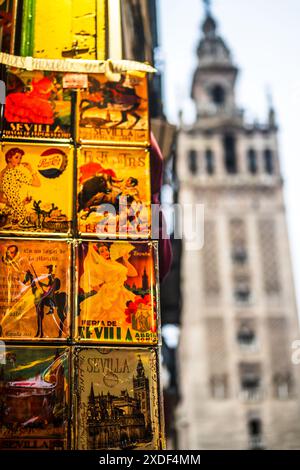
<box><xmin>273</xmin><ymin>372</ymin><xmax>292</xmax><ymax>399</ymax></box>
<box><xmin>205</xmin><ymin>149</ymin><xmax>215</xmax><ymax>175</ymax></box>
<box><xmin>188</xmin><ymin>149</ymin><xmax>198</xmax><ymax>175</ymax></box>
<box><xmin>211</xmin><ymin>84</ymin><xmax>225</xmax><ymax>106</ymax></box>
<box><xmin>248</xmin><ymin>418</ymin><xmax>263</xmax><ymax>449</ymax></box>
<box><xmin>247</xmin><ymin>149</ymin><xmax>257</xmax><ymax>174</ymax></box>
<box><xmin>237</xmin><ymin>322</ymin><xmax>256</xmax><ymax>348</ymax></box>
<box><xmin>224</xmin><ymin>134</ymin><xmax>237</xmax><ymax>174</ymax></box>
<box><xmin>264</xmin><ymin>149</ymin><xmax>274</xmax><ymax>175</ymax></box>
<box><xmin>234</xmin><ymin>277</ymin><xmax>251</xmax><ymax>303</ymax></box>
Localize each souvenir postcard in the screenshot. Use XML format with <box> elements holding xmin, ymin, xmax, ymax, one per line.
<box><xmin>73</xmin><ymin>347</ymin><xmax>163</xmax><ymax>450</ymax></box>
<box><xmin>77</xmin><ymin>146</ymin><xmax>151</xmax><ymax>238</ymax></box>
<box><xmin>33</xmin><ymin>0</ymin><xmax>107</xmax><ymax>60</ymax></box>
<box><xmin>0</xmin><ymin>345</ymin><xmax>70</xmax><ymax>450</ymax></box>
<box><xmin>3</xmin><ymin>67</ymin><xmax>72</xmax><ymax>141</ymax></box>
<box><xmin>77</xmin><ymin>71</ymin><xmax>149</xmax><ymax>146</ymax></box>
<box><xmin>76</xmin><ymin>241</ymin><xmax>159</xmax><ymax>344</ymax></box>
<box><xmin>0</xmin><ymin>239</ymin><xmax>71</xmax><ymax>340</ymax></box>
<box><xmin>0</xmin><ymin>142</ymin><xmax>73</xmax><ymax>235</ymax></box>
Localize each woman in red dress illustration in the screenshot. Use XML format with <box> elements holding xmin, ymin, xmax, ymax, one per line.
<box><xmin>5</xmin><ymin>72</ymin><xmax>56</xmax><ymax>124</ymax></box>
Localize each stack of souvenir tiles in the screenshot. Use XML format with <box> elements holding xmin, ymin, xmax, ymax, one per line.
<box><xmin>0</xmin><ymin>4</ymin><xmax>165</xmax><ymax>452</ymax></box>
<box><xmin>73</xmin><ymin>69</ymin><xmax>164</xmax><ymax>450</ymax></box>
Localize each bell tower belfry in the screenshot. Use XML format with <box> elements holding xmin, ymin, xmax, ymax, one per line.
<box><xmin>192</xmin><ymin>1</ymin><xmax>239</xmax><ymax>122</ymax></box>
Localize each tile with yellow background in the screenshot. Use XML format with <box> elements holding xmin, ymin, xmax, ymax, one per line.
<box><xmin>0</xmin><ymin>142</ymin><xmax>74</xmax><ymax>235</ymax></box>
<box><xmin>76</xmin><ymin>240</ymin><xmax>159</xmax><ymax>345</ymax></box>
<box><xmin>3</xmin><ymin>68</ymin><xmax>72</xmax><ymax>141</ymax></box>
<box><xmin>77</xmin><ymin>146</ymin><xmax>151</xmax><ymax>238</ymax></box>
<box><xmin>77</xmin><ymin>72</ymin><xmax>149</xmax><ymax>146</ymax></box>
<box><xmin>0</xmin><ymin>239</ymin><xmax>71</xmax><ymax>340</ymax></box>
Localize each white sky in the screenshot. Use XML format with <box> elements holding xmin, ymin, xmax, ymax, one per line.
<box><xmin>159</xmin><ymin>0</ymin><xmax>300</xmax><ymax>312</ymax></box>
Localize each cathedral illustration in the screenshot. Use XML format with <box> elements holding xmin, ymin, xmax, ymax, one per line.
<box><xmin>86</xmin><ymin>356</ymin><xmax>152</xmax><ymax>449</ymax></box>
<box><xmin>126</xmin><ymin>266</ymin><xmax>150</xmax><ymax>295</ymax></box>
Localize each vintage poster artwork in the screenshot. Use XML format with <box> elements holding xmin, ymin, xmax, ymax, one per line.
<box><xmin>3</xmin><ymin>67</ymin><xmax>72</xmax><ymax>141</ymax></box>
<box><xmin>77</xmin><ymin>71</ymin><xmax>149</xmax><ymax>146</ymax></box>
<box><xmin>76</xmin><ymin>241</ymin><xmax>159</xmax><ymax>344</ymax></box>
<box><xmin>0</xmin><ymin>239</ymin><xmax>71</xmax><ymax>340</ymax></box>
<box><xmin>33</xmin><ymin>0</ymin><xmax>107</xmax><ymax>60</ymax></box>
<box><xmin>77</xmin><ymin>146</ymin><xmax>151</xmax><ymax>238</ymax></box>
<box><xmin>0</xmin><ymin>143</ymin><xmax>73</xmax><ymax>235</ymax></box>
<box><xmin>0</xmin><ymin>346</ymin><xmax>70</xmax><ymax>450</ymax></box>
<box><xmin>74</xmin><ymin>347</ymin><xmax>162</xmax><ymax>450</ymax></box>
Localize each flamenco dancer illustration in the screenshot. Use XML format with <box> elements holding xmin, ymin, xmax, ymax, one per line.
<box><xmin>79</xmin><ymin>242</ymin><xmax>137</xmax><ymax>326</ymax></box>
<box><xmin>5</xmin><ymin>71</ymin><xmax>57</xmax><ymax>124</ymax></box>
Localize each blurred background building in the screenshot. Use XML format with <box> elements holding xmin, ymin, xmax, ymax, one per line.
<box><xmin>175</xmin><ymin>2</ymin><xmax>300</xmax><ymax>449</ymax></box>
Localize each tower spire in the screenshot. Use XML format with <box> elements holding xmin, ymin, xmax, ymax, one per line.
<box><xmin>136</xmin><ymin>355</ymin><xmax>145</xmax><ymax>377</ymax></box>
<box><xmin>201</xmin><ymin>0</ymin><xmax>217</xmax><ymax>38</ymax></box>
<box><xmin>89</xmin><ymin>382</ymin><xmax>95</xmax><ymax>403</ymax></box>
<box><xmin>266</xmin><ymin>85</ymin><xmax>273</xmax><ymax>109</ymax></box>
<box><xmin>192</xmin><ymin>1</ymin><xmax>239</xmax><ymax>119</ymax></box>
<box><xmin>266</xmin><ymin>85</ymin><xmax>276</xmax><ymax>127</ymax></box>
<box><xmin>203</xmin><ymin>0</ymin><xmax>212</xmax><ymax>17</ymax></box>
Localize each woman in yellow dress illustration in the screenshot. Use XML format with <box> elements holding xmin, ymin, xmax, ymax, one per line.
<box><xmin>79</xmin><ymin>242</ymin><xmax>138</xmax><ymax>324</ymax></box>
<box><xmin>0</xmin><ymin>147</ymin><xmax>41</xmax><ymax>225</ymax></box>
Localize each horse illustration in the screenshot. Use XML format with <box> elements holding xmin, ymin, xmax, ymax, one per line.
<box><xmin>79</xmin><ymin>75</ymin><xmax>143</xmax><ymax>129</ymax></box>
<box><xmin>23</xmin><ymin>269</ymin><xmax>68</xmax><ymax>339</ymax></box>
